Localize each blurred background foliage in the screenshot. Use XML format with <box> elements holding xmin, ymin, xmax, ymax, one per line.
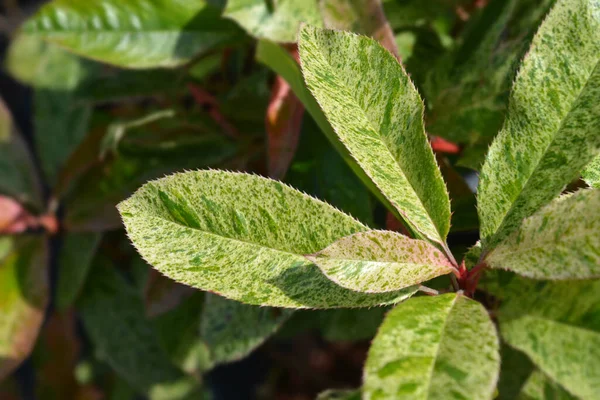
<box><xmin>0</xmin><ymin>0</ymin><xmax>557</xmax><ymax>398</ymax></box>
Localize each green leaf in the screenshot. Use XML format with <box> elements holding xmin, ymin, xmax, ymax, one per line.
<box><xmin>64</xmin><ymin>131</ymin><xmax>236</xmax><ymax>232</ymax></box>
<box><xmin>307</xmin><ymin>230</ymin><xmax>454</xmax><ymax>293</ymax></box>
<box><xmin>56</xmin><ymin>232</ymin><xmax>102</xmax><ymax>311</ymax></box>
<box><xmin>582</xmin><ymin>154</ymin><xmax>600</xmax><ymax>188</ymax></box>
<box><xmin>200</xmin><ymin>294</ymin><xmax>293</xmax><ymax>365</ymax></box>
<box><xmin>318</xmin><ymin>307</ymin><xmax>387</xmax><ymax>342</ymax></box>
<box><xmin>78</xmin><ymin>260</ymin><xmax>185</xmax><ymax>394</ymax></box>
<box><xmin>320</xmin><ymin>0</ymin><xmax>399</xmax><ymax>59</ymax></box>
<box><xmin>0</xmin><ymin>236</ymin><xmax>48</xmax><ymax>380</ymax></box>
<box><xmin>298</xmin><ymin>26</ymin><xmax>451</xmax><ymax>245</ymax></box>
<box><xmin>119</xmin><ymin>170</ymin><xmax>416</xmax><ymax>308</ymax></box>
<box><xmin>317</xmin><ymin>389</ymin><xmax>361</xmax><ymax>400</ymax></box>
<box><xmin>486</xmin><ymin>189</ymin><xmax>600</xmax><ymax>279</ymax></box>
<box><xmin>23</xmin><ymin>0</ymin><xmax>242</xmax><ymax>69</ymax></box>
<box><xmin>0</xmin><ymin>98</ymin><xmax>43</xmax><ymax>210</ymax></box>
<box><xmin>224</xmin><ymin>0</ymin><xmax>322</xmax><ymax>42</ymax></box>
<box><xmin>502</xmin><ymin>316</ymin><xmax>599</xmax><ymax>399</ymax></box>
<box><xmin>6</xmin><ymin>34</ymin><xmax>97</xmax><ymax>185</ymax></box>
<box><xmin>286</xmin><ymin>116</ymin><xmax>374</xmax><ymax>225</ymax></box>
<box><xmin>364</xmin><ymin>294</ymin><xmax>500</xmax><ymax>400</ymax></box>
<box><xmin>478</xmin><ymin>0</ymin><xmax>600</xmax><ymax>249</ymax></box>
<box><xmin>497</xmin><ymin>343</ymin><xmax>534</xmax><ymax>400</ymax></box>
<box><xmin>498</xmin><ymin>278</ymin><xmax>600</xmax><ymax>399</ymax></box>
<box><xmin>518</xmin><ymin>370</ymin><xmax>577</xmax><ymax>400</ymax></box>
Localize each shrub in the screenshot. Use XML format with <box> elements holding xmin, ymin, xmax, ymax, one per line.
<box><xmin>1</xmin><ymin>0</ymin><xmax>599</xmax><ymax>398</ymax></box>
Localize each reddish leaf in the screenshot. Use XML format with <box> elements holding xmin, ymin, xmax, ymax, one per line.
<box><xmin>431</xmin><ymin>136</ymin><xmax>461</xmax><ymax>154</ymax></box>
<box><xmin>266</xmin><ymin>59</ymin><xmax>305</xmax><ymax>179</ymax></box>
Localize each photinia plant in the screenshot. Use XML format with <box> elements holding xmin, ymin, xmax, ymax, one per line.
<box><xmin>118</xmin><ymin>0</ymin><xmax>600</xmax><ymax>398</ymax></box>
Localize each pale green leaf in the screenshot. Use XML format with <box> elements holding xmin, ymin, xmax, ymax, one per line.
<box><xmin>201</xmin><ymin>293</ymin><xmax>293</xmax><ymax>365</ymax></box>
<box><xmin>78</xmin><ymin>260</ymin><xmax>185</xmax><ymax>394</ymax></box>
<box><xmin>320</xmin><ymin>0</ymin><xmax>399</xmax><ymax>59</ymax></box>
<box><xmin>502</xmin><ymin>316</ymin><xmax>599</xmax><ymax>399</ymax></box>
<box><xmin>0</xmin><ymin>98</ymin><xmax>43</xmax><ymax>210</ymax></box>
<box><xmin>0</xmin><ymin>236</ymin><xmax>48</xmax><ymax>380</ymax></box>
<box><xmin>582</xmin><ymin>154</ymin><xmax>600</xmax><ymax>188</ymax></box>
<box><xmin>299</xmin><ymin>26</ymin><xmax>451</xmax><ymax>245</ymax></box>
<box><xmin>364</xmin><ymin>294</ymin><xmax>500</xmax><ymax>400</ymax></box>
<box><xmin>317</xmin><ymin>389</ymin><xmax>361</xmax><ymax>400</ymax></box>
<box><xmin>23</xmin><ymin>0</ymin><xmax>242</xmax><ymax>69</ymax></box>
<box><xmin>119</xmin><ymin>170</ymin><xmax>416</xmax><ymax>308</ymax></box>
<box><xmin>224</xmin><ymin>0</ymin><xmax>322</xmax><ymax>42</ymax></box>
<box><xmin>518</xmin><ymin>370</ymin><xmax>577</xmax><ymax>400</ymax></box>
<box><xmin>56</xmin><ymin>232</ymin><xmax>102</xmax><ymax>311</ymax></box>
<box><xmin>478</xmin><ymin>0</ymin><xmax>600</xmax><ymax>249</ymax></box>
<box><xmin>486</xmin><ymin>189</ymin><xmax>600</xmax><ymax>279</ymax></box>
<box><xmin>498</xmin><ymin>278</ymin><xmax>600</xmax><ymax>399</ymax></box>
<box><xmin>307</xmin><ymin>230</ymin><xmax>454</xmax><ymax>293</ymax></box>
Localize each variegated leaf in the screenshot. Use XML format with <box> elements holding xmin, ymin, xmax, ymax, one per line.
<box><xmin>486</xmin><ymin>189</ymin><xmax>600</xmax><ymax>279</ymax></box>
<box><xmin>119</xmin><ymin>170</ymin><xmax>416</xmax><ymax>308</ymax></box>
<box><xmin>582</xmin><ymin>154</ymin><xmax>600</xmax><ymax>188</ymax></box>
<box><xmin>224</xmin><ymin>0</ymin><xmax>322</xmax><ymax>43</ymax></box>
<box><xmin>502</xmin><ymin>316</ymin><xmax>600</xmax><ymax>399</ymax></box>
<box><xmin>317</xmin><ymin>389</ymin><xmax>361</xmax><ymax>400</ymax></box>
<box><xmin>320</xmin><ymin>0</ymin><xmax>399</xmax><ymax>60</ymax></box>
<box><xmin>307</xmin><ymin>230</ymin><xmax>454</xmax><ymax>293</ymax></box>
<box><xmin>299</xmin><ymin>26</ymin><xmax>451</xmax><ymax>245</ymax></box>
<box><xmin>498</xmin><ymin>278</ymin><xmax>600</xmax><ymax>399</ymax></box>
<box><xmin>478</xmin><ymin>0</ymin><xmax>600</xmax><ymax>249</ymax></box>
<box><xmin>518</xmin><ymin>370</ymin><xmax>578</xmax><ymax>400</ymax></box>
<box><xmin>364</xmin><ymin>294</ymin><xmax>500</xmax><ymax>400</ymax></box>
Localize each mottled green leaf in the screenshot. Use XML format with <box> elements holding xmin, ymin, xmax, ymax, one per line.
<box><xmin>499</xmin><ymin>278</ymin><xmax>600</xmax><ymax>399</ymax></box>
<box><xmin>308</xmin><ymin>230</ymin><xmax>454</xmax><ymax>293</ymax></box>
<box><xmin>502</xmin><ymin>316</ymin><xmax>599</xmax><ymax>399</ymax></box>
<box><xmin>582</xmin><ymin>154</ymin><xmax>600</xmax><ymax>188</ymax></box>
<box><xmin>224</xmin><ymin>0</ymin><xmax>322</xmax><ymax>42</ymax></box>
<box><xmin>299</xmin><ymin>26</ymin><xmax>451</xmax><ymax>245</ymax></box>
<box><xmin>320</xmin><ymin>0</ymin><xmax>399</xmax><ymax>59</ymax></box>
<box><xmin>56</xmin><ymin>232</ymin><xmax>102</xmax><ymax>311</ymax></box>
<box><xmin>23</xmin><ymin>0</ymin><xmax>242</xmax><ymax>69</ymax></box>
<box><xmin>0</xmin><ymin>236</ymin><xmax>48</xmax><ymax>380</ymax></box>
<box><xmin>119</xmin><ymin>170</ymin><xmax>415</xmax><ymax>308</ymax></box>
<box><xmin>201</xmin><ymin>294</ymin><xmax>293</xmax><ymax>365</ymax></box>
<box><xmin>486</xmin><ymin>190</ymin><xmax>600</xmax><ymax>279</ymax></box>
<box><xmin>0</xmin><ymin>98</ymin><xmax>43</xmax><ymax>210</ymax></box>
<box><xmin>317</xmin><ymin>389</ymin><xmax>361</xmax><ymax>400</ymax></box>
<box><xmin>478</xmin><ymin>0</ymin><xmax>600</xmax><ymax>249</ymax></box>
<box><xmin>518</xmin><ymin>370</ymin><xmax>577</xmax><ymax>400</ymax></box>
<box><xmin>78</xmin><ymin>260</ymin><xmax>185</xmax><ymax>394</ymax></box>
<box><xmin>364</xmin><ymin>294</ymin><xmax>500</xmax><ymax>400</ymax></box>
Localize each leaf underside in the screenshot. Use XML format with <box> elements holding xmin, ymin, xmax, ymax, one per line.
<box><xmin>119</xmin><ymin>170</ymin><xmax>416</xmax><ymax>308</ymax></box>
<box><xmin>309</xmin><ymin>230</ymin><xmax>454</xmax><ymax>293</ymax></box>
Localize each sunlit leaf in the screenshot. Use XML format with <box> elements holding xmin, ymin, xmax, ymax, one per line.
<box><xmin>364</xmin><ymin>294</ymin><xmax>500</xmax><ymax>400</ymax></box>
<box><xmin>119</xmin><ymin>170</ymin><xmax>416</xmax><ymax>308</ymax></box>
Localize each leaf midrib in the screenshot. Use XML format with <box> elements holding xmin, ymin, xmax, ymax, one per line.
<box><xmin>307</xmin><ymin>34</ymin><xmax>443</xmax><ymax>242</ymax></box>
<box><xmin>424</xmin><ymin>295</ymin><xmax>459</xmax><ymax>399</ymax></box>
<box><xmin>488</xmin><ymin>58</ymin><xmax>600</xmax><ymax>246</ymax></box>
